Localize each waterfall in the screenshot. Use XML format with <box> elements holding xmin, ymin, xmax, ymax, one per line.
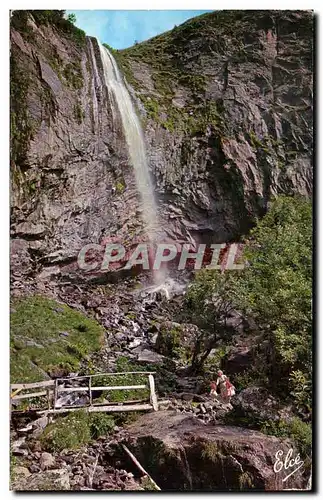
<box><xmin>98</xmin><ymin>43</ymin><xmax>161</xmax><ymax>251</ymax></box>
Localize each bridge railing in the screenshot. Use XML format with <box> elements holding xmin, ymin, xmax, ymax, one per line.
<box><xmin>10</xmin><ymin>371</ymin><xmax>158</xmax><ymax>415</ymax></box>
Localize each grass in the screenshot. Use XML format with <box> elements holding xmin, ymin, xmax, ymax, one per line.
<box><xmin>115</xmin><ymin>179</ymin><xmax>126</xmax><ymax>194</ymax></box>
<box><xmin>10</xmin><ymin>295</ymin><xmax>105</xmax><ymax>382</ymax></box>
<box><xmin>40</xmin><ymin>410</ymin><xmax>115</xmax><ymax>452</ymax></box>
<box><xmin>92</xmin><ymin>356</ymin><xmax>151</xmax><ymax>404</ymax></box>
<box><xmin>238</xmin><ymin>471</ymin><xmax>254</xmax><ymax>490</ymax></box>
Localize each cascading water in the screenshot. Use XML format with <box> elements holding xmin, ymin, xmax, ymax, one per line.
<box><xmin>97</xmin><ymin>42</ymin><xmax>166</xmax><ymax>285</ymax></box>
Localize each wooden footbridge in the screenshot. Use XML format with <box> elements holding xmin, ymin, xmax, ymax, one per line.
<box><xmin>10</xmin><ymin>371</ymin><xmax>158</xmax><ymax>416</ymax></box>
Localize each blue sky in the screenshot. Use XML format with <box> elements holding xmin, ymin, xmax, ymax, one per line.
<box><xmin>66</xmin><ymin>10</ymin><xmax>211</xmax><ymax>49</ymax></box>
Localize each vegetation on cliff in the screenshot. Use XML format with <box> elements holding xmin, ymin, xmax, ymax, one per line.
<box><xmin>184</xmin><ymin>195</ymin><xmax>312</xmax><ymax>462</ymax></box>
<box><xmin>114</xmin><ymin>10</ymin><xmax>313</xmax><ymax>140</ymax></box>
<box><xmin>11</xmin><ymin>10</ymin><xmax>86</xmax><ymax>47</ymax></box>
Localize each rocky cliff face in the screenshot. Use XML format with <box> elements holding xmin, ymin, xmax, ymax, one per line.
<box><xmin>10</xmin><ymin>10</ymin><xmax>313</xmax><ymax>281</ymax></box>
<box><xmin>11</xmin><ymin>15</ymin><xmax>136</xmax><ymax>281</ymax></box>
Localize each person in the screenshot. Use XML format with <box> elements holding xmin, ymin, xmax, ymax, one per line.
<box><xmin>209</xmin><ymin>381</ymin><xmax>218</xmax><ymax>399</ymax></box>
<box><xmin>215</xmin><ymin>370</ymin><xmax>236</xmax><ymax>403</ymax></box>
<box><xmin>215</xmin><ymin>370</ymin><xmax>228</xmax><ymax>401</ymax></box>
<box><xmin>225</xmin><ymin>377</ymin><xmax>236</xmax><ymax>403</ymax></box>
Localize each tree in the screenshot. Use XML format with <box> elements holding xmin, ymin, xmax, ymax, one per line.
<box><xmin>67</xmin><ymin>13</ymin><xmax>77</xmax><ymax>24</ymax></box>
<box><xmin>185</xmin><ymin>270</ymin><xmax>240</xmax><ymax>372</ymax></box>
<box><xmin>185</xmin><ymin>196</ymin><xmax>312</xmax><ymax>413</ymax></box>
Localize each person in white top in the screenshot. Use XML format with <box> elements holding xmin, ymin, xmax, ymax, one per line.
<box><xmin>215</xmin><ymin>370</ymin><xmax>235</xmax><ymax>403</ymax></box>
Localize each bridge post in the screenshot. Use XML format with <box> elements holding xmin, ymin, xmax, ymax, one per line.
<box><xmin>148</xmin><ymin>374</ymin><xmax>158</xmax><ymax>411</ymax></box>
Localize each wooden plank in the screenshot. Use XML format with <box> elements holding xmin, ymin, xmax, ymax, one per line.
<box><xmin>56</xmin><ymin>376</ymin><xmax>90</xmax><ymax>383</ymax></box>
<box><xmin>91</xmin><ymin>385</ymin><xmax>147</xmax><ymax>391</ymax></box>
<box><xmin>92</xmin><ymin>398</ymin><xmax>148</xmax><ymax>406</ymax></box>
<box><xmin>148</xmin><ymin>374</ymin><xmax>158</xmax><ymax>411</ymax></box>
<box><xmin>11</xmin><ymin>388</ymin><xmax>22</xmax><ymax>398</ymax></box>
<box><xmin>122</xmin><ymin>444</ymin><xmax>161</xmax><ymax>491</ymax></box>
<box><xmin>89</xmin><ymin>376</ymin><xmax>92</xmax><ymax>406</ymax></box>
<box><xmin>57</xmin><ymin>387</ymin><xmax>89</xmax><ymax>393</ymax></box>
<box><xmin>11</xmin><ymin>380</ymin><xmax>55</xmax><ymax>390</ymax></box>
<box><xmin>57</xmin><ymin>384</ymin><xmax>146</xmax><ymax>393</ymax></box>
<box><xmin>88</xmin><ymin>404</ymin><xmax>153</xmax><ymax>413</ymax></box>
<box><xmin>53</xmin><ymin>379</ymin><xmax>58</xmax><ymax>410</ymax></box>
<box><xmin>12</xmin><ymin>390</ymin><xmax>48</xmax><ymax>400</ymax></box>
<box><xmin>55</xmin><ymin>371</ymin><xmax>155</xmax><ymax>382</ymax></box>
<box><xmin>47</xmin><ymin>388</ymin><xmax>51</xmax><ymax>410</ymax></box>
<box><xmin>90</xmin><ymin>371</ymin><xmax>156</xmax><ymax>377</ymax></box>
<box><xmin>37</xmin><ymin>403</ymin><xmax>153</xmax><ymax>414</ymax></box>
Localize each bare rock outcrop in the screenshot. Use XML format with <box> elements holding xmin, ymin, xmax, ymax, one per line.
<box><xmin>125</xmin><ymin>410</ymin><xmax>309</xmax><ymax>490</ymax></box>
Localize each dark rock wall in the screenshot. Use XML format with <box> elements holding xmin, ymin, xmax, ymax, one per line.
<box><xmin>121</xmin><ymin>10</ymin><xmax>313</xmax><ymax>243</ymax></box>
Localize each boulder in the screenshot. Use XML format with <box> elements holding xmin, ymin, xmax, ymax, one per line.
<box><xmin>12</xmin><ymin>437</ymin><xmax>28</xmax><ymax>456</ymax></box>
<box><xmin>13</xmin><ymin>466</ymin><xmax>31</xmax><ymax>479</ymax></box>
<box><xmin>231</xmin><ymin>386</ymin><xmax>290</xmax><ymax>424</ymax></box>
<box><xmin>12</xmin><ymin>469</ymin><xmax>70</xmax><ymax>491</ymax></box>
<box><xmin>40</xmin><ymin>452</ymin><xmax>56</xmax><ymax>470</ymax></box>
<box><xmin>221</xmin><ymin>344</ymin><xmax>255</xmax><ymax>374</ymax></box>
<box><xmin>137</xmin><ymin>349</ymin><xmax>165</xmax><ymax>364</ymax></box>
<box><xmin>125</xmin><ymin>411</ymin><xmax>309</xmax><ymax>491</ymax></box>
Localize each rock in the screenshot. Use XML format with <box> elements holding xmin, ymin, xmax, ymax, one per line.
<box><xmin>33</xmin><ymin>416</ymin><xmax>49</xmax><ymax>432</ymax></box>
<box><xmin>128</xmin><ymin>338</ymin><xmax>142</xmax><ymax>349</ymax></box>
<box><xmin>115</xmin><ymin>332</ymin><xmax>127</xmax><ymax>342</ymax></box>
<box><xmin>12</xmin><ymin>469</ymin><xmax>70</xmax><ymax>491</ymax></box>
<box><xmin>30</xmin><ymin>440</ymin><xmax>42</xmax><ymax>452</ymax></box>
<box><xmin>40</xmin><ymin>452</ymin><xmax>56</xmax><ymax>470</ymax></box>
<box><xmin>125</xmin><ymin>411</ymin><xmax>309</xmax><ymax>491</ymax></box>
<box><xmin>13</xmin><ymin>466</ymin><xmax>31</xmax><ymax>478</ymax></box>
<box><xmin>137</xmin><ymin>349</ymin><xmax>165</xmax><ymax>364</ymax></box>
<box><xmin>71</xmin><ymin>474</ymin><xmax>86</xmax><ymax>487</ymax></box>
<box><xmin>17</xmin><ymin>423</ymin><xmax>33</xmax><ymax>434</ymax></box>
<box><xmin>10</xmin><ymin>239</ymin><xmax>32</xmax><ymax>276</ymax></box>
<box><xmin>200</xmin><ymin>404</ymin><xmax>207</xmax><ymax>414</ymax></box>
<box><xmin>29</xmin><ymin>464</ymin><xmax>41</xmax><ymax>473</ymax></box>
<box><xmin>221</xmin><ymin>344</ymin><xmax>255</xmax><ymax>374</ymax></box>
<box><xmin>150</xmin><ymin>332</ymin><xmax>158</xmax><ymax>345</ymax></box>
<box><xmin>12</xmin><ymin>438</ymin><xmax>28</xmax><ymax>456</ymax></box>
<box><xmin>231</xmin><ymin>386</ymin><xmax>286</xmax><ymax>423</ymax></box>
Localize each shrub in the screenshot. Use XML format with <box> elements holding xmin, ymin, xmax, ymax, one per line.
<box><xmin>89</xmin><ymin>414</ymin><xmax>115</xmax><ymax>439</ymax></box>
<box><xmin>40</xmin><ymin>410</ymin><xmax>91</xmax><ymax>452</ymax></box>
<box><xmin>261</xmin><ymin>417</ymin><xmax>312</xmax><ymax>459</ymax></box>
<box><xmin>40</xmin><ymin>411</ymin><xmax>116</xmax><ymax>452</ymax></box>
<box><xmin>183</xmin><ymin>196</ymin><xmax>312</xmax><ymax>411</ymax></box>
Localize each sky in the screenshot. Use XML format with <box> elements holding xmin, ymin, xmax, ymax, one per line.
<box><xmin>66</xmin><ymin>10</ymin><xmax>212</xmax><ymax>49</ymax></box>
